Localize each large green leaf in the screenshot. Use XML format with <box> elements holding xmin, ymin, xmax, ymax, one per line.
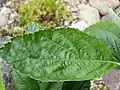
<box><xmin>0</xmin><ymin>28</ymin><xmax>117</xmax><ymax>81</ymax></box>
<box><xmin>62</xmin><ymin>81</ymin><xmax>90</xmax><ymax>90</ymax></box>
<box><xmin>85</xmin><ymin>20</ymin><xmax>120</xmax><ymax>62</ymax></box>
<box><xmin>11</xmin><ymin>69</ymin><xmax>40</xmax><ymax>90</ymax></box>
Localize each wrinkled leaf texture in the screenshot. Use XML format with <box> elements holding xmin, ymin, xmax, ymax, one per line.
<box><xmin>0</xmin><ymin>28</ymin><xmax>117</xmax><ymax>82</ymax></box>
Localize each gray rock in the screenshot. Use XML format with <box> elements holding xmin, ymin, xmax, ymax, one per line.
<box><xmin>90</xmin><ymin>78</ymin><xmax>109</xmax><ymax>90</ymax></box>
<box><xmin>64</xmin><ymin>20</ymin><xmax>70</xmax><ymax>26</ymax></box>
<box><xmin>115</xmin><ymin>6</ymin><xmax>120</xmax><ymax>15</ymax></box>
<box><xmin>102</xmin><ymin>6</ymin><xmax>120</xmax><ymax>21</ymax></box>
<box><xmin>0</xmin><ymin>15</ymin><xmax>8</xmax><ymax>27</ymax></box>
<box><xmin>10</xmin><ymin>12</ymin><xmax>18</xmax><ymax>20</ymax></box>
<box><xmin>89</xmin><ymin>0</ymin><xmax>120</xmax><ymax>15</ymax></box>
<box><xmin>0</xmin><ymin>7</ymin><xmax>11</xmax><ymax>16</ymax></box>
<box><xmin>69</xmin><ymin>20</ymin><xmax>89</xmax><ymax>30</ymax></box>
<box><xmin>77</xmin><ymin>4</ymin><xmax>100</xmax><ymax>26</ymax></box>
<box><xmin>101</xmin><ymin>15</ymin><xmax>111</xmax><ymax>20</ymax></box>
<box><xmin>72</xmin><ymin>12</ymin><xmax>78</xmax><ymax>19</ymax></box>
<box><xmin>103</xmin><ymin>70</ymin><xmax>120</xmax><ymax>90</ymax></box>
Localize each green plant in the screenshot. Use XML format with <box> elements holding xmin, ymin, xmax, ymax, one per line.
<box><xmin>0</xmin><ymin>24</ymin><xmax>119</xmax><ymax>90</ymax></box>
<box><xmin>1</xmin><ymin>28</ymin><xmax>116</xmax><ymax>81</ymax></box>
<box><xmin>1</xmin><ymin>6</ymin><xmax>120</xmax><ymax>90</ymax></box>
<box><xmin>18</xmin><ymin>0</ymin><xmax>70</xmax><ymax>29</ymax></box>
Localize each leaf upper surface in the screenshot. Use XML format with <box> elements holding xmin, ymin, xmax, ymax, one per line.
<box><xmin>0</xmin><ymin>28</ymin><xmax>117</xmax><ymax>81</ymax></box>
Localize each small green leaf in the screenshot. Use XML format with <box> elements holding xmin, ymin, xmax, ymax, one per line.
<box><xmin>62</xmin><ymin>81</ymin><xmax>90</xmax><ymax>90</ymax></box>
<box><xmin>85</xmin><ymin>20</ymin><xmax>120</xmax><ymax>62</ymax></box>
<box><xmin>11</xmin><ymin>69</ymin><xmax>39</xmax><ymax>90</ymax></box>
<box><xmin>0</xmin><ymin>28</ymin><xmax>117</xmax><ymax>81</ymax></box>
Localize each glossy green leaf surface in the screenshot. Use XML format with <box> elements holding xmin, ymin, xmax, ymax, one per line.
<box><xmin>0</xmin><ymin>28</ymin><xmax>117</xmax><ymax>81</ymax></box>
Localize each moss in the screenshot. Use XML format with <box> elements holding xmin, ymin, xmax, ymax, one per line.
<box><xmin>18</xmin><ymin>0</ymin><xmax>71</xmax><ymax>29</ymax></box>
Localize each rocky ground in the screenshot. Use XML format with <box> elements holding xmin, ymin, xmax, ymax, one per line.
<box><xmin>0</xmin><ymin>0</ymin><xmax>120</xmax><ymax>90</ymax></box>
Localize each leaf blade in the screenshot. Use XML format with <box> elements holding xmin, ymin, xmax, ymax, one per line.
<box><xmin>0</xmin><ymin>28</ymin><xmax>117</xmax><ymax>81</ymax></box>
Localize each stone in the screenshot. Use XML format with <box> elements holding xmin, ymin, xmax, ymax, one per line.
<box><xmin>72</xmin><ymin>12</ymin><xmax>78</xmax><ymax>19</ymax></box>
<box><xmin>0</xmin><ymin>7</ymin><xmax>12</xmax><ymax>16</ymax></box>
<box><xmin>103</xmin><ymin>70</ymin><xmax>120</xmax><ymax>90</ymax></box>
<box><xmin>71</xmin><ymin>6</ymin><xmax>78</xmax><ymax>12</ymax></box>
<box><xmin>64</xmin><ymin>20</ymin><xmax>70</xmax><ymax>26</ymax></box>
<box><xmin>101</xmin><ymin>15</ymin><xmax>111</xmax><ymax>20</ymax></box>
<box><xmin>9</xmin><ymin>12</ymin><xmax>18</xmax><ymax>20</ymax></box>
<box><xmin>0</xmin><ymin>15</ymin><xmax>8</xmax><ymax>27</ymax></box>
<box><xmin>77</xmin><ymin>4</ymin><xmax>100</xmax><ymax>26</ymax></box>
<box><xmin>69</xmin><ymin>20</ymin><xmax>89</xmax><ymax>31</ymax></box>
<box><xmin>0</xmin><ymin>36</ymin><xmax>11</xmax><ymax>47</ymax></box>
<box><xmin>90</xmin><ymin>78</ymin><xmax>109</xmax><ymax>90</ymax></box>
<box><xmin>89</xmin><ymin>0</ymin><xmax>120</xmax><ymax>15</ymax></box>
<box><xmin>115</xmin><ymin>6</ymin><xmax>120</xmax><ymax>15</ymax></box>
